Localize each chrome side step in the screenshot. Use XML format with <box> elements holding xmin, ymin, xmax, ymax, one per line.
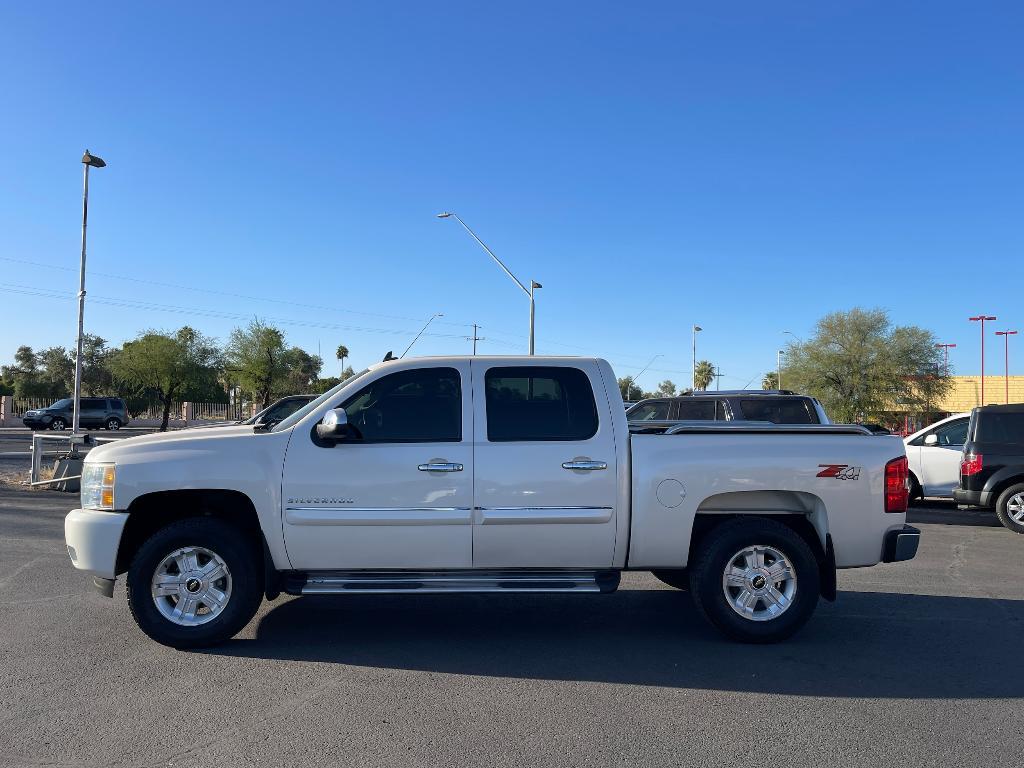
<box><xmin>285</xmin><ymin>570</ymin><xmax>620</xmax><ymax>596</ymax></box>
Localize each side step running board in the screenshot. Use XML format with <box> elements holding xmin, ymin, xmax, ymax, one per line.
<box><xmin>284</xmin><ymin>570</ymin><xmax>620</xmax><ymax>596</ymax></box>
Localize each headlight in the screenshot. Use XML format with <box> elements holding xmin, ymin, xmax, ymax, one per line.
<box><xmin>81</xmin><ymin>463</ymin><xmax>116</xmax><ymax>510</ymax></box>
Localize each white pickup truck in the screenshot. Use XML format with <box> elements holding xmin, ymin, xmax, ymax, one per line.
<box><xmin>65</xmin><ymin>356</ymin><xmax>920</xmax><ymax>648</ymax></box>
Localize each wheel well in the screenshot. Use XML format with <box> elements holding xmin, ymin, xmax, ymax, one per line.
<box><xmin>116</xmin><ymin>489</ymin><xmax>263</xmax><ymax>575</ymax></box>
<box><xmin>989</xmin><ymin>474</ymin><xmax>1024</xmax><ymax>508</ymax></box>
<box><xmin>687</xmin><ymin>512</ymin><xmax>835</xmax><ymax>600</ymax></box>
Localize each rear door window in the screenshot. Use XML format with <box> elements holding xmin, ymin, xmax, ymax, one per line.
<box><xmin>485</xmin><ymin>366</ymin><xmax>598</xmax><ymax>441</ymax></box>
<box><xmin>978</xmin><ymin>412</ymin><xmax>1024</xmax><ymax>445</ymax></box>
<box><xmin>738</xmin><ymin>398</ymin><xmax>817</xmax><ymax>424</ymax></box>
<box><xmin>628</xmin><ymin>401</ymin><xmax>670</xmax><ymax>421</ymax></box>
<box><xmin>675</xmin><ymin>400</ymin><xmax>716</xmax><ymax>420</ymax></box>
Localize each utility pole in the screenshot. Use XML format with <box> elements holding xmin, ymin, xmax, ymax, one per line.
<box><xmin>712</xmin><ymin>366</ymin><xmax>725</xmax><ymax>391</ymax></box>
<box><xmin>466</xmin><ymin>324</ymin><xmax>485</xmax><ymax>355</ymax></box>
<box><xmin>692</xmin><ymin>325</ymin><xmax>702</xmax><ymax>391</ymax></box>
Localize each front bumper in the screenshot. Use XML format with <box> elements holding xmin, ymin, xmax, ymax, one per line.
<box><xmin>882</xmin><ymin>524</ymin><xmax>921</xmax><ymax>563</ymax></box>
<box><xmin>953</xmin><ymin>487</ymin><xmax>992</xmax><ymax>508</ymax></box>
<box><xmin>64</xmin><ymin>508</ymin><xmax>129</xmax><ymax>580</ymax></box>
<box><xmin>23</xmin><ymin>416</ymin><xmax>51</xmax><ymax>428</ymax></box>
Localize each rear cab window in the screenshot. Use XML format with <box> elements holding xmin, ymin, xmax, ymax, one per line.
<box><xmin>738</xmin><ymin>397</ymin><xmax>818</xmax><ymax>424</ymax></box>
<box><xmin>484</xmin><ymin>366</ymin><xmax>599</xmax><ymax>441</ymax></box>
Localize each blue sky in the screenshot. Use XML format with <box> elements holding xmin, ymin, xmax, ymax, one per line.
<box><xmin>2</xmin><ymin>2</ymin><xmax>1022</xmax><ymax>390</ymax></box>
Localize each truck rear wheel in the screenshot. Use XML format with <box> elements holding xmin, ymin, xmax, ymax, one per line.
<box><xmin>689</xmin><ymin>517</ymin><xmax>820</xmax><ymax>643</ymax></box>
<box><xmin>126</xmin><ymin>517</ymin><xmax>263</xmax><ymax>649</ymax></box>
<box><xmin>995</xmin><ymin>483</ymin><xmax>1024</xmax><ymax>534</ymax></box>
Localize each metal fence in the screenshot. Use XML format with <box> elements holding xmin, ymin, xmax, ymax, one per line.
<box><xmin>11</xmin><ymin>397</ymin><xmax>52</xmax><ymax>417</ymax></box>
<box><xmin>192</xmin><ymin>402</ymin><xmax>244</xmax><ymax>421</ymax></box>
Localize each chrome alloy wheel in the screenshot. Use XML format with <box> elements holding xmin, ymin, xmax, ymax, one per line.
<box><xmin>151</xmin><ymin>546</ymin><xmax>232</xmax><ymax>626</ymax></box>
<box><xmin>1008</xmin><ymin>493</ymin><xmax>1024</xmax><ymax>524</ymax></box>
<box><xmin>722</xmin><ymin>544</ymin><xmax>798</xmax><ymax>622</ymax></box>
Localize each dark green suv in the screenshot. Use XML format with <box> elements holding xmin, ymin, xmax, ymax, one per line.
<box><xmin>22</xmin><ymin>397</ymin><xmax>129</xmax><ymax>431</ymax></box>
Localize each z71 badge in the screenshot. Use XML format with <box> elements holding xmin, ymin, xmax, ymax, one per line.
<box><xmin>816</xmin><ymin>464</ymin><xmax>862</xmax><ymax>480</ymax></box>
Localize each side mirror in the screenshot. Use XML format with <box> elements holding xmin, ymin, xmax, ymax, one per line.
<box><xmin>316</xmin><ymin>408</ymin><xmax>351</xmax><ymax>441</ymax></box>
<box><xmin>923</xmin><ymin>433</ymin><xmax>938</xmax><ymax>446</ymax></box>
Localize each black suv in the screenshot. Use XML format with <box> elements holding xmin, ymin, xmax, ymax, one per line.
<box><xmin>626</xmin><ymin>390</ymin><xmax>830</xmax><ymax>425</ymax></box>
<box><xmin>953</xmin><ymin>404</ymin><xmax>1024</xmax><ymax>533</ymax></box>
<box><xmin>22</xmin><ymin>397</ymin><xmax>129</xmax><ymax>431</ymax></box>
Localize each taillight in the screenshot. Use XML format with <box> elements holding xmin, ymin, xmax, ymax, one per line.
<box><xmin>885</xmin><ymin>456</ymin><xmax>909</xmax><ymax>513</ymax></box>
<box><xmin>961</xmin><ymin>453</ymin><xmax>983</xmax><ymax>477</ymax></box>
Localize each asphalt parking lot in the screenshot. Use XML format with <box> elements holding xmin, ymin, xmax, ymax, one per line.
<box><xmin>1</xmin><ymin>488</ymin><xmax>1021</xmax><ymax>768</ymax></box>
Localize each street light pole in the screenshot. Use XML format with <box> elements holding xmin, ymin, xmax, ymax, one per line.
<box><xmin>692</xmin><ymin>325</ymin><xmax>702</xmax><ymax>391</ymax></box>
<box><xmin>777</xmin><ymin>350</ymin><xmax>784</xmax><ymax>390</ymax></box>
<box><xmin>995</xmin><ymin>331</ymin><xmax>1018</xmax><ymax>404</ymax></box>
<box><xmin>73</xmin><ymin>150</ymin><xmax>106</xmax><ymax>436</ymax></box>
<box><xmin>624</xmin><ymin>354</ymin><xmax>662</xmax><ymax>399</ymax></box>
<box><xmin>437</xmin><ymin>212</ymin><xmax>541</xmax><ymax>354</ymax></box>
<box><xmin>969</xmin><ymin>315</ymin><xmax>997</xmax><ymax>405</ymax></box>
<box><xmin>935</xmin><ymin>343</ymin><xmax>957</xmax><ymax>375</ymax></box>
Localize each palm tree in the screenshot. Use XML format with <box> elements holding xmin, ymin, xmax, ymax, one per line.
<box><xmin>693</xmin><ymin>360</ymin><xmax>715</xmax><ymax>391</ymax></box>
<box><xmin>335</xmin><ymin>344</ymin><xmax>349</xmax><ymax>377</ymax></box>
<box><xmin>762</xmin><ymin>372</ymin><xmax>779</xmax><ymax>390</ymax></box>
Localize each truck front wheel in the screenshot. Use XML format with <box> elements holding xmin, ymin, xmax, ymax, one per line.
<box><xmin>126</xmin><ymin>517</ymin><xmax>263</xmax><ymax>649</ymax></box>
<box><xmin>689</xmin><ymin>517</ymin><xmax>820</xmax><ymax>643</ymax></box>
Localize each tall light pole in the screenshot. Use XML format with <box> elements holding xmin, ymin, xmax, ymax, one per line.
<box><xmin>400</xmin><ymin>312</ymin><xmax>444</xmax><ymax>358</ymax></box>
<box><xmin>969</xmin><ymin>315</ymin><xmax>997</xmax><ymax>405</ymax></box>
<box><xmin>935</xmin><ymin>342</ymin><xmax>956</xmax><ymax>375</ymax></box>
<box><xmin>995</xmin><ymin>331</ymin><xmax>1018</xmax><ymax>404</ymax></box>
<box><xmin>437</xmin><ymin>212</ymin><xmax>541</xmax><ymax>354</ymax></box>
<box><xmin>72</xmin><ymin>150</ymin><xmax>106</xmax><ymax>436</ymax></box>
<box><xmin>691</xmin><ymin>325</ymin><xmax>702</xmax><ymax>391</ymax></box>
<box><xmin>777</xmin><ymin>350</ymin><xmax>785</xmax><ymax>390</ymax></box>
<box><xmin>783</xmin><ymin>330</ymin><xmax>804</xmax><ymax>343</ymax></box>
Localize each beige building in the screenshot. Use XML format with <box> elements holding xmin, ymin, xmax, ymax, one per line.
<box><xmin>936</xmin><ymin>375</ymin><xmax>1024</xmax><ymax>413</ymax></box>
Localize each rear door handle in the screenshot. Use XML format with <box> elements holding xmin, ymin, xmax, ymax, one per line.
<box><xmin>562</xmin><ymin>460</ymin><xmax>608</xmax><ymax>471</ymax></box>
<box><xmin>418</xmin><ymin>462</ymin><xmax>464</xmax><ymax>472</ymax></box>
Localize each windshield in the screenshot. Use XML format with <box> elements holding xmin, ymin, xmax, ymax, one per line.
<box><xmin>50</xmin><ymin>399</ymin><xmax>72</xmax><ymax>409</ymax></box>
<box><xmin>270</xmin><ymin>369</ymin><xmax>372</xmax><ymax>432</ymax></box>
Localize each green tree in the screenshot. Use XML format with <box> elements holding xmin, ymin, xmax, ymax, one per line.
<box><xmin>335</xmin><ymin>344</ymin><xmax>349</xmax><ymax>376</ymax></box>
<box><xmin>693</xmin><ymin>360</ymin><xmax>715</xmax><ymax>391</ymax></box>
<box><xmin>109</xmin><ymin>327</ymin><xmax>222</xmax><ymax>431</ymax></box>
<box><xmin>781</xmin><ymin>307</ymin><xmax>950</xmax><ymax>423</ymax></box>
<box><xmin>762</xmin><ymin>372</ymin><xmax>779</xmax><ymax>390</ymax></box>
<box><xmin>226</xmin><ymin>320</ymin><xmax>289</xmax><ymax>409</ymax></box>
<box><xmin>618</xmin><ymin>377</ymin><xmax>644</xmax><ymax>401</ymax></box>
<box><xmin>340</xmin><ymin>365</ymin><xmax>355</xmax><ymax>381</ymax></box>
<box><xmin>654</xmin><ymin>380</ymin><xmax>677</xmax><ymax>397</ymax></box>
<box><xmin>279</xmin><ymin>347</ymin><xmax>323</xmax><ymax>396</ymax></box>
<box><xmin>77</xmin><ymin>334</ymin><xmax>115</xmax><ymax>395</ymax></box>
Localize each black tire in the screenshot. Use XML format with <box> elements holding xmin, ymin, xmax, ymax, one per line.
<box><xmin>909</xmin><ymin>473</ymin><xmax>923</xmax><ymax>504</ymax></box>
<box><xmin>105</xmin><ymin>417</ymin><xmax>121</xmax><ymax>431</ymax></box>
<box><xmin>994</xmin><ymin>483</ymin><xmax>1024</xmax><ymax>534</ymax></box>
<box><xmin>651</xmin><ymin>569</ymin><xmax>689</xmax><ymax>590</ymax></box>
<box><xmin>50</xmin><ymin>417</ymin><xmax>67</xmax><ymax>430</ymax></box>
<box><xmin>689</xmin><ymin>517</ymin><xmax>820</xmax><ymax>643</ymax></box>
<box><xmin>127</xmin><ymin>517</ymin><xmax>263</xmax><ymax>649</ymax></box>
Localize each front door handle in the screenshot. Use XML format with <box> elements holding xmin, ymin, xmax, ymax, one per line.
<box><xmin>418</xmin><ymin>462</ymin><xmax>464</xmax><ymax>472</ymax></box>
<box><xmin>562</xmin><ymin>460</ymin><xmax>608</xmax><ymax>471</ymax></box>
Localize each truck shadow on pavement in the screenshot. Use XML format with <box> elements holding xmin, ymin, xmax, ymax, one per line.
<box><xmin>203</xmin><ymin>588</ymin><xmax>1024</xmax><ymax>699</ymax></box>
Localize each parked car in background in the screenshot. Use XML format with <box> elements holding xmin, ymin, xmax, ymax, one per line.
<box><xmin>23</xmin><ymin>397</ymin><xmax>128</xmax><ymax>431</ymax></box>
<box><xmin>626</xmin><ymin>390</ymin><xmax>830</xmax><ymax>425</ymax></box>
<box><xmin>245</xmin><ymin>395</ymin><xmax>317</xmax><ymax>426</ymax></box>
<box><xmin>954</xmin><ymin>404</ymin><xmax>1024</xmax><ymax>533</ymax></box>
<box><xmin>904</xmin><ymin>413</ymin><xmax>970</xmax><ymax>500</ymax></box>
<box><xmin>859</xmin><ymin>423</ymin><xmax>892</xmax><ymax>435</ymax></box>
